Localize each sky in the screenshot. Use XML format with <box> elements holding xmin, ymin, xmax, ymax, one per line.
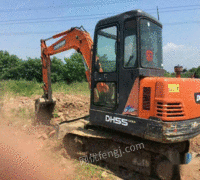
<box><xmin>0</xmin><ymin>0</ymin><xmax>200</xmax><ymax>72</ymax></box>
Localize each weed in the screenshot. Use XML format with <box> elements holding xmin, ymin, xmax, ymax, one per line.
<box><xmin>1</xmin><ymin>80</ymin><xmax>42</xmax><ymax>97</ymax></box>
<box><xmin>53</xmin><ymin>113</ymin><xmax>59</xmax><ymax>118</ymax></box>
<box><xmin>74</xmin><ymin>160</ymin><xmax>114</xmax><ymax>180</ymax></box>
<box><xmin>0</xmin><ymin>80</ymin><xmax>89</xmax><ymax>97</ymax></box>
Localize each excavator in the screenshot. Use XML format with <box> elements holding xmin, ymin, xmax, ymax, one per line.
<box><xmin>35</xmin><ymin>10</ymin><xmax>200</xmax><ymax>179</ymax></box>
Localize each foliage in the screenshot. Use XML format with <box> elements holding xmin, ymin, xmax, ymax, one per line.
<box><xmin>51</xmin><ymin>56</ymin><xmax>65</xmax><ymax>83</ymax></box>
<box><xmin>180</xmin><ymin>67</ymin><xmax>200</xmax><ymax>78</ymax></box>
<box><xmin>195</xmin><ymin>66</ymin><xmax>200</xmax><ymax>78</ymax></box>
<box><xmin>0</xmin><ymin>51</ymin><xmax>22</xmax><ymax>78</ymax></box>
<box><xmin>0</xmin><ymin>51</ymin><xmax>86</xmax><ymax>83</ymax></box>
<box><xmin>164</xmin><ymin>70</ymin><xmax>172</xmax><ymax>77</ymax></box>
<box><xmin>63</xmin><ymin>53</ymin><xmax>86</xmax><ymax>83</ymax></box>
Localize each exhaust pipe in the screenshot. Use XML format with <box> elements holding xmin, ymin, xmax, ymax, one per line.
<box><xmin>174</xmin><ymin>65</ymin><xmax>183</xmax><ymax>78</ymax></box>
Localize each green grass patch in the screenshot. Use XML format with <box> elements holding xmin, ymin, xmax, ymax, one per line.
<box><xmin>74</xmin><ymin>161</ymin><xmax>110</xmax><ymax>180</ymax></box>
<box><xmin>0</xmin><ymin>80</ymin><xmax>90</xmax><ymax>97</ymax></box>
<box><xmin>1</xmin><ymin>79</ymin><xmax>43</xmax><ymax>97</ymax></box>
<box><xmin>52</xmin><ymin>81</ymin><xmax>89</xmax><ymax>96</ymax></box>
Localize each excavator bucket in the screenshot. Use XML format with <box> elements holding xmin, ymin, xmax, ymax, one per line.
<box><xmin>34</xmin><ymin>97</ymin><xmax>56</xmax><ymax>125</ymax></box>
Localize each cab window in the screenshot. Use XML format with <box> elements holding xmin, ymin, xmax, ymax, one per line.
<box><xmin>124</xmin><ymin>20</ymin><xmax>137</xmax><ymax>68</ymax></box>
<box><xmin>96</xmin><ymin>26</ymin><xmax>117</xmax><ymax>72</ymax></box>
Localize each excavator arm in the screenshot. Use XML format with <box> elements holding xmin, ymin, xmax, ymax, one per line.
<box><xmin>35</xmin><ymin>26</ymin><xmax>108</xmax><ymax>125</ymax></box>
<box><xmin>41</xmin><ymin>26</ymin><xmax>93</xmax><ymax>100</ymax></box>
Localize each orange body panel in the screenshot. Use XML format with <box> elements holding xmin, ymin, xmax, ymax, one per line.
<box><xmin>139</xmin><ymin>77</ymin><xmax>200</xmax><ymax>121</ymax></box>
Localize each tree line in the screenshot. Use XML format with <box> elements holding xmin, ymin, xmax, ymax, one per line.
<box><xmin>0</xmin><ymin>50</ymin><xmax>199</xmax><ymax>83</ymax></box>
<box><xmin>0</xmin><ymin>51</ymin><xmax>86</xmax><ymax>83</ymax></box>
<box><xmin>164</xmin><ymin>66</ymin><xmax>200</xmax><ymax>78</ymax></box>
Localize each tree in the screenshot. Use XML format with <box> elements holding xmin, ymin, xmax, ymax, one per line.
<box><xmin>63</xmin><ymin>53</ymin><xmax>86</xmax><ymax>83</ymax></box>
<box><xmin>164</xmin><ymin>70</ymin><xmax>172</xmax><ymax>77</ymax></box>
<box><xmin>51</xmin><ymin>56</ymin><xmax>65</xmax><ymax>83</ymax></box>
<box><xmin>182</xmin><ymin>68</ymin><xmax>187</xmax><ymax>73</ymax></box>
<box><xmin>194</xmin><ymin>66</ymin><xmax>200</xmax><ymax>78</ymax></box>
<box><xmin>0</xmin><ymin>51</ymin><xmax>22</xmax><ymax>78</ymax></box>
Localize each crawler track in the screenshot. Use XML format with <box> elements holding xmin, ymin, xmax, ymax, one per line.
<box><xmin>63</xmin><ymin>125</ymin><xmax>187</xmax><ymax>180</ymax></box>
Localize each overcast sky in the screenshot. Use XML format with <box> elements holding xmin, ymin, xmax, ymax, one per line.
<box><xmin>0</xmin><ymin>0</ymin><xmax>200</xmax><ymax>72</ymax></box>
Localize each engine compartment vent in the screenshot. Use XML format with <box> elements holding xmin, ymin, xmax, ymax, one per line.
<box><xmin>143</xmin><ymin>87</ymin><xmax>151</xmax><ymax>110</ymax></box>
<box><xmin>156</xmin><ymin>102</ymin><xmax>184</xmax><ymax>117</ymax></box>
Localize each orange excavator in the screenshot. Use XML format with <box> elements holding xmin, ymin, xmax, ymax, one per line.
<box><xmin>35</xmin><ymin>10</ymin><xmax>200</xmax><ymax>179</ymax></box>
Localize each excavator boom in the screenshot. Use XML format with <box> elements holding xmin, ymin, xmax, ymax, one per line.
<box><xmin>41</xmin><ymin>27</ymin><xmax>93</xmax><ymax>100</ymax></box>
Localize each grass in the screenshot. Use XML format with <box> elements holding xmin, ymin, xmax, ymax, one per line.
<box><xmin>74</xmin><ymin>160</ymin><xmax>114</xmax><ymax>180</ymax></box>
<box><xmin>0</xmin><ymin>80</ymin><xmax>90</xmax><ymax>97</ymax></box>
<box><xmin>1</xmin><ymin>79</ymin><xmax>43</xmax><ymax>97</ymax></box>
<box><xmin>52</xmin><ymin>81</ymin><xmax>90</xmax><ymax>96</ymax></box>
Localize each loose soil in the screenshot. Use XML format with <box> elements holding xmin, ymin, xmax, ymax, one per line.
<box><xmin>0</xmin><ymin>92</ymin><xmax>199</xmax><ymax>179</ymax></box>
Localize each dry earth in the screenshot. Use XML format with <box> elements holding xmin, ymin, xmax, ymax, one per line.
<box><xmin>0</xmin><ymin>92</ymin><xmax>199</xmax><ymax>179</ymax></box>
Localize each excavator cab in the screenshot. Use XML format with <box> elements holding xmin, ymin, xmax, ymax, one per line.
<box><xmin>90</xmin><ymin>10</ymin><xmax>200</xmax><ymax>143</ymax></box>
<box><xmin>90</xmin><ymin>10</ymin><xmax>164</xmax><ymax>135</ymax></box>
<box><xmin>91</xmin><ymin>10</ymin><xmax>163</xmax><ymax>109</ymax></box>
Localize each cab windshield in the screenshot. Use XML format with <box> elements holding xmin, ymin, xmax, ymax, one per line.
<box><xmin>140</xmin><ymin>19</ymin><xmax>162</xmax><ymax>69</ymax></box>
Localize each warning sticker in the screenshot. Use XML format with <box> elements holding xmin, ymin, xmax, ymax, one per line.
<box><xmin>168</xmin><ymin>84</ymin><xmax>179</xmax><ymax>92</ymax></box>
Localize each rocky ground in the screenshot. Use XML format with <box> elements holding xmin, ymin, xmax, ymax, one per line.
<box><xmin>0</xmin><ymin>92</ymin><xmax>199</xmax><ymax>179</ymax></box>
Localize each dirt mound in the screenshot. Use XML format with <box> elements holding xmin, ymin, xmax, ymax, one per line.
<box><xmin>1</xmin><ymin>92</ymin><xmax>90</xmax><ymax>125</ymax></box>
<box><xmin>52</xmin><ymin>93</ymin><xmax>90</xmax><ymax>123</ymax></box>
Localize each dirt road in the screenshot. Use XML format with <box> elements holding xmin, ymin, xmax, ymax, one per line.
<box><xmin>0</xmin><ymin>124</ymin><xmax>74</xmax><ymax>180</ymax></box>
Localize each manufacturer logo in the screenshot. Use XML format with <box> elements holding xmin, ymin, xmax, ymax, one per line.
<box><xmin>105</xmin><ymin>115</ymin><xmax>128</xmax><ymax>126</ymax></box>
<box><xmin>124</xmin><ymin>105</ymin><xmax>135</xmax><ymax>113</ymax></box>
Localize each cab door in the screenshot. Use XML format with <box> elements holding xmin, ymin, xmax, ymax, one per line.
<box><xmin>90</xmin><ymin>25</ymin><xmax>119</xmax><ymax>115</ymax></box>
